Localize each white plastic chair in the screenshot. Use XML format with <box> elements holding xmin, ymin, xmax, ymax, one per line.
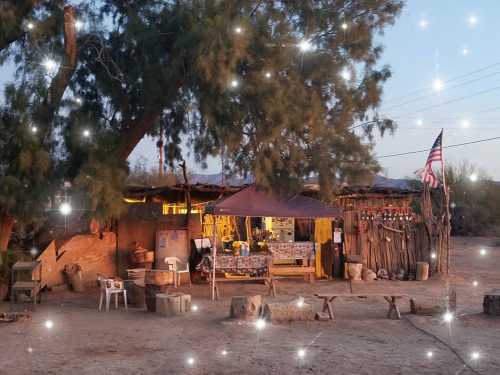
<box><xmin>98</xmin><ymin>277</ymin><xmax>128</xmax><ymax>312</ymax></box>
<box><xmin>164</xmin><ymin>257</ymin><xmax>191</xmax><ymax>287</ymax></box>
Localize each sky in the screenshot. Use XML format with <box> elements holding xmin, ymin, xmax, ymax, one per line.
<box><xmin>1</xmin><ymin>1</ymin><xmax>499</xmax><ymax>179</ymax></box>
<box><xmin>130</xmin><ymin>0</ymin><xmax>500</xmax><ymax>179</ymax></box>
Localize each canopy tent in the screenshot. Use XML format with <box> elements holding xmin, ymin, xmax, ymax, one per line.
<box><xmin>204</xmin><ymin>185</ymin><xmax>342</xmax><ymax>300</ymax></box>
<box><xmin>205</xmin><ymin>185</ymin><xmax>342</xmax><ymax>218</ymax></box>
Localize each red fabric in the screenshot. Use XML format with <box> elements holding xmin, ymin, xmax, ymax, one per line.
<box><xmin>205</xmin><ymin>185</ymin><xmax>342</xmax><ymax>218</ymax></box>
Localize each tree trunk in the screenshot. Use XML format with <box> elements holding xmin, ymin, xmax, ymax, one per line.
<box><xmin>262</xmin><ymin>302</ymin><xmax>314</xmax><ymax>322</ymax></box>
<box><xmin>0</xmin><ymin>213</ymin><xmax>15</xmax><ymax>253</ymax></box>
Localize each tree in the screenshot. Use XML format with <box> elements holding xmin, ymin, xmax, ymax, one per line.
<box><xmin>0</xmin><ymin>1</ymin><xmax>404</xmax><ymax>255</ymax></box>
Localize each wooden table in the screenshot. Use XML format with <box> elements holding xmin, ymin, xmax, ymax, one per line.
<box><xmin>314</xmin><ymin>293</ymin><xmax>409</xmax><ymax>320</ymax></box>
<box><xmin>212</xmin><ymin>276</ymin><xmax>277</xmax><ymax>300</ymax></box>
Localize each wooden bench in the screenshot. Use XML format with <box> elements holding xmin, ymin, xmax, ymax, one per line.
<box><xmin>213</xmin><ymin>276</ymin><xmax>277</xmax><ymax>300</ymax></box>
<box><xmin>269</xmin><ymin>258</ymin><xmax>315</xmax><ymax>283</ymax></box>
<box><xmin>314</xmin><ymin>293</ymin><xmax>409</xmax><ymax>320</ymax></box>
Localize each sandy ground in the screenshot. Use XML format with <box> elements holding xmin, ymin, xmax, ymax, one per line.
<box><xmin>1</xmin><ymin>237</ymin><xmax>499</xmax><ymax>375</ymax></box>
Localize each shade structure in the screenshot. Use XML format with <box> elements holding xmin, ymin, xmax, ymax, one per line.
<box><xmin>204</xmin><ymin>185</ymin><xmax>342</xmax><ymax>218</ymax></box>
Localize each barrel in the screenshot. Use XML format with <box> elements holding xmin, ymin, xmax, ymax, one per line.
<box><xmin>145</xmin><ymin>284</ymin><xmax>168</xmax><ymax>312</ymax></box>
<box><xmin>416</xmin><ymin>262</ymin><xmax>429</xmax><ymax>281</ymax></box>
<box><xmin>125</xmin><ymin>280</ymin><xmax>146</xmax><ymax>308</ymax></box>
<box><xmin>347</xmin><ymin>263</ymin><xmax>363</xmax><ymax>281</ymax></box>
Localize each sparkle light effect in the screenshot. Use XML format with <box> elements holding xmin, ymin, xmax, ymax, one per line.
<box><xmin>430</xmin><ymin>252</ymin><xmax>437</xmax><ymax>260</ymax></box>
<box><xmin>191</xmin><ymin>304</ymin><xmax>199</xmax><ymax>311</ymax></box>
<box><xmin>264</xmin><ymin>71</ymin><xmax>272</xmax><ymax>79</ymax></box>
<box><xmin>450</xmin><ymin>202</ymin><xmax>457</xmax><ymax>209</ymax></box>
<box><xmin>45</xmin><ymin>320</ymin><xmax>54</xmax><ymax>329</ymax></box>
<box><xmin>341</xmin><ymin>22</ymin><xmax>348</xmax><ymax>30</ymax></box>
<box><xmin>471</xmin><ymin>351</ymin><xmax>480</xmax><ymax>360</ymax></box>
<box><xmin>469</xmin><ymin>173</ymin><xmax>478</xmax><ymax>182</ymax></box>
<box><xmin>298</xmin><ymin>39</ymin><xmax>315</xmax><ymax>52</ymax></box>
<box><xmin>27</xmin><ymin>22</ymin><xmax>35</xmax><ymax>30</ymax></box>
<box><xmin>75</xmin><ymin>97</ymin><xmax>83</xmax><ymax>105</ymax></box>
<box><xmin>416</xmin><ymin>119</ymin><xmax>424</xmax><ymax>127</ymax></box>
<box><xmin>472</xmin><ymin>280</ymin><xmax>478</xmax><ymax>287</ymax></box>
<box><xmin>74</xmin><ymin>20</ymin><xmax>84</xmax><ymax>31</ymax></box>
<box><xmin>59</xmin><ymin>202</ymin><xmax>72</xmax><ymax>216</ymax></box>
<box><xmin>83</xmin><ymin>129</ymin><xmax>91</xmax><ymax>138</ymax></box>
<box><xmin>443</xmin><ymin>311</ymin><xmax>454</xmax><ymax>323</ymax></box>
<box><xmin>432</xmin><ymin>78</ymin><xmax>444</xmax><ymax>92</ymax></box>
<box><xmin>30</xmin><ymin>247</ymin><xmax>38</xmax><ymax>257</ymax></box>
<box><xmin>297</xmin><ymin>348</ymin><xmax>306</xmax><ymax>358</ymax></box>
<box><xmin>462</xmin><ymin>48</ymin><xmax>469</xmax><ymax>56</ymax></box>
<box><xmin>340</xmin><ymin>68</ymin><xmax>352</xmax><ymax>82</ymax></box>
<box><xmin>42</xmin><ymin>58</ymin><xmax>58</xmax><ymax>73</ymax></box>
<box><xmin>31</xmin><ymin>125</ymin><xmax>38</xmax><ymax>134</ymax></box>
<box><xmin>255</xmin><ymin>318</ymin><xmax>266</xmax><ymax>330</ymax></box>
<box><xmin>479</xmin><ymin>248</ymin><xmax>487</xmax><ymax>256</ymax></box>
<box><xmin>234</xmin><ymin>26</ymin><xmax>243</xmax><ymax>34</ymax></box>
<box><xmin>461</xmin><ymin>119</ymin><xmax>470</xmax><ymax>128</ymax></box>
<box><xmin>467</xmin><ymin>15</ymin><xmax>478</xmax><ymax>26</ymax></box>
<box><xmin>221</xmin><ymin>349</ymin><xmax>228</xmax><ymax>356</ymax></box>
<box><xmin>426</xmin><ymin>350</ymin><xmax>433</xmax><ymax>358</ymax></box>
<box><xmin>186</xmin><ymin>357</ymin><xmax>195</xmax><ymax>366</ymax></box>
<box><xmin>418</xmin><ymin>19</ymin><xmax>428</xmax><ymax>29</ymax></box>
<box><xmin>230</xmin><ymin>79</ymin><xmax>239</xmax><ymax>89</ymax></box>
<box><xmin>27</xmin><ymin>347</ymin><xmax>33</xmax><ymax>353</ymax></box>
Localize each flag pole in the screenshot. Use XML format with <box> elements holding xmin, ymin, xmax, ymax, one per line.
<box><xmin>440</xmin><ymin>129</ymin><xmax>451</xmax><ymax>274</ymax></box>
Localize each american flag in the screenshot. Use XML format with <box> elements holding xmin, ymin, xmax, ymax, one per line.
<box><xmin>416</xmin><ymin>130</ymin><xmax>443</xmax><ymax>189</ymax></box>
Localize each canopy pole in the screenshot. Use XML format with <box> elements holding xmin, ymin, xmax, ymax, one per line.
<box><xmin>211</xmin><ymin>215</ymin><xmax>217</xmax><ymax>301</ymax></box>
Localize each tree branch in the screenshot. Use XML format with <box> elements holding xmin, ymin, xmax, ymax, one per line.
<box><xmin>0</xmin><ymin>0</ymin><xmax>40</xmax><ymax>52</ymax></box>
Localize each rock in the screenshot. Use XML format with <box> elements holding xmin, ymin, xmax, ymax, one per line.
<box><xmin>410</xmin><ymin>298</ymin><xmax>446</xmax><ymax>315</ymax></box>
<box><xmin>377</xmin><ymin>269</ymin><xmax>389</xmax><ymax>280</ymax></box>
<box><xmin>262</xmin><ymin>302</ymin><xmax>314</xmax><ymax>323</ymax></box>
<box><xmin>483</xmin><ymin>290</ymin><xmax>500</xmax><ymax>315</ymax></box>
<box><xmin>230</xmin><ymin>295</ymin><xmax>262</xmax><ymax>321</ymax></box>
<box><xmin>315</xmin><ymin>312</ymin><xmax>330</xmax><ymax>321</ymax></box>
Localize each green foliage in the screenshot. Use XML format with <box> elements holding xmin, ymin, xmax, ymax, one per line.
<box><xmin>446</xmin><ymin>163</ymin><xmax>500</xmax><ymax>236</ymax></box>
<box><xmin>0</xmin><ymin>0</ymin><xmax>405</xmax><ymax>236</ymax></box>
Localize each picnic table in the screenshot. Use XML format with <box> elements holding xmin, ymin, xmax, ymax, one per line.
<box><xmin>314</xmin><ymin>293</ymin><xmax>409</xmax><ymax>320</ymax></box>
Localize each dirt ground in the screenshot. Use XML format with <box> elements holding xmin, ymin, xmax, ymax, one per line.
<box><xmin>1</xmin><ymin>237</ymin><xmax>499</xmax><ymax>375</ymax></box>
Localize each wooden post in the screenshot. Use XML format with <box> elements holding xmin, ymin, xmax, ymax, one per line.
<box><xmin>212</xmin><ymin>216</ymin><xmax>217</xmax><ymax>301</ymax></box>
<box><xmin>440</xmin><ymin>129</ymin><xmax>451</xmax><ymax>274</ymax></box>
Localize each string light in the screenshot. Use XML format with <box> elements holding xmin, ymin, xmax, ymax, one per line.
<box><xmin>45</xmin><ymin>320</ymin><xmax>54</xmax><ymax>329</ymax></box>
<box><xmin>298</xmin><ymin>39</ymin><xmax>315</xmax><ymax>52</ymax></box>
<box><xmin>432</xmin><ymin>78</ymin><xmax>444</xmax><ymax>92</ymax></box>
<box><xmin>443</xmin><ymin>311</ymin><xmax>454</xmax><ymax>323</ymax></box>
<box><xmin>426</xmin><ymin>351</ymin><xmax>434</xmax><ymax>358</ymax></box>
<box><xmin>59</xmin><ymin>202</ymin><xmax>72</xmax><ymax>216</ymax></box>
<box><xmin>297</xmin><ymin>348</ymin><xmax>306</xmax><ymax>358</ymax></box>
<box><xmin>255</xmin><ymin>318</ymin><xmax>266</xmax><ymax>330</ymax></box>
<box><xmin>469</xmin><ymin>173</ymin><xmax>478</xmax><ymax>182</ymax></box>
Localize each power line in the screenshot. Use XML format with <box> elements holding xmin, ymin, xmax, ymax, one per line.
<box><xmin>382</xmin><ymin>70</ymin><xmax>500</xmax><ymax>111</ymax></box>
<box><xmin>375</xmin><ymin>135</ymin><xmax>500</xmax><ymax>159</ymax></box>
<box><xmin>383</xmin><ymin>60</ymin><xmax>500</xmax><ymax>104</ymax></box>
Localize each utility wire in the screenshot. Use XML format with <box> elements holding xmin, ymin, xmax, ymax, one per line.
<box><xmin>375</xmin><ymin>135</ymin><xmax>500</xmax><ymax>159</ymax></box>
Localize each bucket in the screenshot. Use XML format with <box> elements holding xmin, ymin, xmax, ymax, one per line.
<box><xmin>145</xmin><ymin>284</ymin><xmax>168</xmax><ymax>312</ymax></box>
<box><xmin>347</xmin><ymin>263</ymin><xmax>363</xmax><ymax>281</ymax></box>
